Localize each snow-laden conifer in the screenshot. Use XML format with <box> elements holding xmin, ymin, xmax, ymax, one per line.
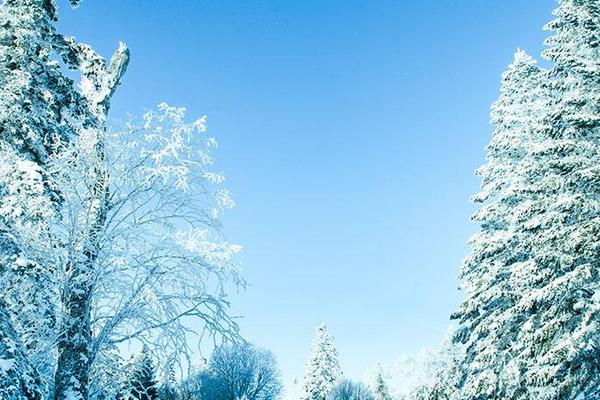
<box><xmin>0</xmin><ymin>1</ymin><xmax>127</xmax><ymax>398</ymax></box>
<box><xmin>303</xmin><ymin>325</ymin><xmax>343</xmax><ymax>400</ymax></box>
<box><xmin>125</xmin><ymin>346</ymin><xmax>159</xmax><ymax>400</ymax></box>
<box><xmin>451</xmin><ymin>50</ymin><xmax>547</xmax><ymax>399</ymax></box>
<box><xmin>372</xmin><ymin>368</ymin><xmax>392</xmax><ymax>400</ymax></box>
<box><xmin>505</xmin><ymin>1</ymin><xmax>600</xmax><ymax>398</ymax></box>
<box><xmin>454</xmin><ymin>1</ymin><xmax>600</xmax><ymax>398</ymax></box>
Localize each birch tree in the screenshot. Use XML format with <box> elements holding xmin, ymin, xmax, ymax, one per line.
<box><xmin>202</xmin><ymin>342</ymin><xmax>283</xmax><ymax>400</ymax></box>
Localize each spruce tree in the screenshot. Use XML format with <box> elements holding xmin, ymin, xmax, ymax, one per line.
<box><xmin>303</xmin><ymin>324</ymin><xmax>343</xmax><ymax>400</ymax></box>
<box><xmin>372</xmin><ymin>368</ymin><xmax>392</xmax><ymax>400</ymax></box>
<box><xmin>158</xmin><ymin>360</ymin><xmax>178</xmax><ymax>400</ymax></box>
<box><xmin>454</xmin><ymin>1</ymin><xmax>600</xmax><ymax>399</ymax></box>
<box><xmin>0</xmin><ymin>1</ymin><xmax>119</xmax><ymax>398</ymax></box>
<box><xmin>0</xmin><ymin>0</ymin><xmax>86</xmax><ymax>176</ymax></box>
<box><xmin>452</xmin><ymin>49</ymin><xmax>545</xmax><ymax>399</ymax></box>
<box><xmin>127</xmin><ymin>347</ymin><xmax>159</xmax><ymax>400</ymax></box>
<box><xmin>511</xmin><ymin>0</ymin><xmax>600</xmax><ymax>398</ymax></box>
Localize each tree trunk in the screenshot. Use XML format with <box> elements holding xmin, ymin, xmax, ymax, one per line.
<box><xmin>52</xmin><ymin>35</ymin><xmax>128</xmax><ymax>400</ymax></box>
<box><xmin>53</xmin><ymin>280</ymin><xmax>93</xmax><ymax>400</ymax></box>
<box><xmin>53</xmin><ymin>143</ymin><xmax>109</xmax><ymax>400</ymax></box>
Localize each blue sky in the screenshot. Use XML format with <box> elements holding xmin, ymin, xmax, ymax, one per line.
<box><xmin>58</xmin><ymin>0</ymin><xmax>555</xmax><ymax>392</ymax></box>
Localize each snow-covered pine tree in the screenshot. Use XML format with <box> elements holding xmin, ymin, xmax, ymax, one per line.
<box><xmin>0</xmin><ymin>0</ymin><xmax>85</xmax><ymax>176</ymax></box>
<box><xmin>303</xmin><ymin>324</ymin><xmax>343</xmax><ymax>400</ymax></box>
<box><xmin>0</xmin><ymin>2</ymin><xmax>79</xmax><ymax>386</ymax></box>
<box><xmin>0</xmin><ymin>1</ymin><xmax>128</xmax><ymax>399</ymax></box>
<box><xmin>125</xmin><ymin>346</ymin><xmax>159</xmax><ymax>400</ymax></box>
<box><xmin>157</xmin><ymin>359</ymin><xmax>178</xmax><ymax>400</ymax></box>
<box><xmin>372</xmin><ymin>368</ymin><xmax>392</xmax><ymax>400</ymax></box>
<box><xmin>454</xmin><ymin>1</ymin><xmax>600</xmax><ymax>399</ymax></box>
<box><xmin>451</xmin><ymin>50</ymin><xmax>546</xmax><ymax>399</ymax></box>
<box><xmin>505</xmin><ymin>1</ymin><xmax>600</xmax><ymax>398</ymax></box>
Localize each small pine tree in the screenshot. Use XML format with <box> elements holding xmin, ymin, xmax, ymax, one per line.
<box><xmin>0</xmin><ymin>1</ymin><xmax>117</xmax><ymax>398</ymax></box>
<box><xmin>158</xmin><ymin>360</ymin><xmax>178</xmax><ymax>400</ymax></box>
<box><xmin>126</xmin><ymin>346</ymin><xmax>159</xmax><ymax>400</ymax></box>
<box><xmin>372</xmin><ymin>368</ymin><xmax>392</xmax><ymax>400</ymax></box>
<box><xmin>303</xmin><ymin>324</ymin><xmax>343</xmax><ymax>400</ymax></box>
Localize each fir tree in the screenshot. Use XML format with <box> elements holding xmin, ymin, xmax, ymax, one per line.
<box><xmin>157</xmin><ymin>360</ymin><xmax>178</xmax><ymax>400</ymax></box>
<box><xmin>0</xmin><ymin>1</ymin><xmax>127</xmax><ymax>398</ymax></box>
<box><xmin>372</xmin><ymin>368</ymin><xmax>392</xmax><ymax>400</ymax></box>
<box><xmin>452</xmin><ymin>49</ymin><xmax>546</xmax><ymax>399</ymax></box>
<box><xmin>511</xmin><ymin>0</ymin><xmax>600</xmax><ymax>398</ymax></box>
<box><xmin>454</xmin><ymin>1</ymin><xmax>600</xmax><ymax>399</ymax></box>
<box><xmin>126</xmin><ymin>347</ymin><xmax>159</xmax><ymax>400</ymax></box>
<box><xmin>303</xmin><ymin>324</ymin><xmax>342</xmax><ymax>400</ymax></box>
<box><xmin>0</xmin><ymin>0</ymin><xmax>85</xmax><ymax>178</ymax></box>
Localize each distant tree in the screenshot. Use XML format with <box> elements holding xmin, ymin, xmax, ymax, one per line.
<box><xmin>178</xmin><ymin>373</ymin><xmax>204</xmax><ymax>400</ymax></box>
<box><xmin>126</xmin><ymin>346</ymin><xmax>159</xmax><ymax>400</ymax></box>
<box><xmin>406</xmin><ymin>339</ymin><xmax>462</xmax><ymax>400</ymax></box>
<box><xmin>197</xmin><ymin>370</ymin><xmax>226</xmax><ymax>400</ymax></box>
<box><xmin>327</xmin><ymin>380</ymin><xmax>373</xmax><ymax>400</ymax></box>
<box><xmin>303</xmin><ymin>325</ymin><xmax>342</xmax><ymax>400</ymax></box>
<box><xmin>372</xmin><ymin>368</ymin><xmax>392</xmax><ymax>400</ymax></box>
<box><xmin>158</xmin><ymin>360</ymin><xmax>179</xmax><ymax>400</ymax></box>
<box><xmin>204</xmin><ymin>343</ymin><xmax>283</xmax><ymax>400</ymax></box>
<box><xmin>370</xmin><ymin>331</ymin><xmax>463</xmax><ymax>400</ymax></box>
<box><xmin>158</xmin><ymin>384</ymin><xmax>178</xmax><ymax>400</ymax></box>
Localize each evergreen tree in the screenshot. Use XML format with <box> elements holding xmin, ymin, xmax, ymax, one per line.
<box><xmin>0</xmin><ymin>0</ymin><xmax>86</xmax><ymax>178</ymax></box>
<box><xmin>513</xmin><ymin>0</ymin><xmax>600</xmax><ymax>398</ymax></box>
<box><xmin>454</xmin><ymin>1</ymin><xmax>600</xmax><ymax>399</ymax></box>
<box><xmin>452</xmin><ymin>49</ymin><xmax>546</xmax><ymax>399</ymax></box>
<box><xmin>0</xmin><ymin>1</ymin><xmax>127</xmax><ymax>398</ymax></box>
<box><xmin>126</xmin><ymin>346</ymin><xmax>159</xmax><ymax>400</ymax></box>
<box><xmin>303</xmin><ymin>324</ymin><xmax>342</xmax><ymax>400</ymax></box>
<box><xmin>372</xmin><ymin>368</ymin><xmax>392</xmax><ymax>400</ymax></box>
<box><xmin>158</xmin><ymin>360</ymin><xmax>179</xmax><ymax>400</ymax></box>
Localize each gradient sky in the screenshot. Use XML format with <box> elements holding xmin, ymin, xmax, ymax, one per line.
<box><xmin>58</xmin><ymin>0</ymin><xmax>556</xmax><ymax>394</ymax></box>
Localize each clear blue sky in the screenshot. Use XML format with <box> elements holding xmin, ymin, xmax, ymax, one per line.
<box><xmin>58</xmin><ymin>0</ymin><xmax>555</xmax><ymax>392</ymax></box>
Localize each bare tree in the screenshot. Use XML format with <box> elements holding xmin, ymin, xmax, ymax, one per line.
<box><xmin>203</xmin><ymin>343</ymin><xmax>283</xmax><ymax>400</ymax></box>
<box><xmin>49</xmin><ymin>103</ymin><xmax>244</xmax><ymax>399</ymax></box>
<box><xmin>327</xmin><ymin>380</ymin><xmax>374</xmax><ymax>400</ymax></box>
